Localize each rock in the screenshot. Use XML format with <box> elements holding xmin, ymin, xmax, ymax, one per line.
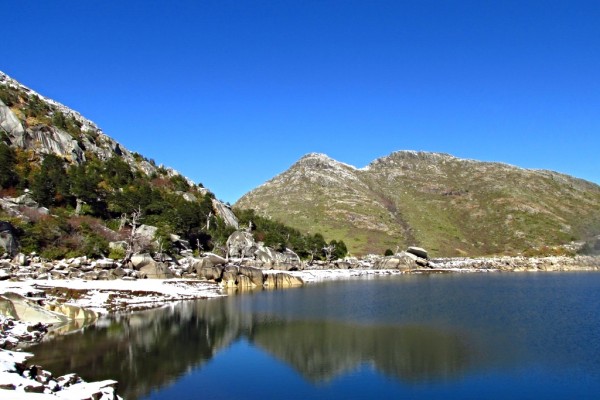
<box><xmin>138</xmin><ymin>262</ymin><xmax>174</xmax><ymax>279</ymax></box>
<box><xmin>0</xmin><ymin>98</ymin><xmax>25</xmax><ymax>137</ymax></box>
<box><xmin>334</xmin><ymin>261</ymin><xmax>352</xmax><ymax>269</ymax></box>
<box><xmin>0</xmin><ymin>293</ymin><xmax>69</xmax><ymax>325</ymax></box>
<box><xmin>196</xmin><ymin>262</ymin><xmax>224</xmax><ymax>281</ymax></box>
<box><xmin>12</xmin><ymin>253</ymin><xmax>28</xmax><ymax>266</ymax></box>
<box><xmin>236</xmin><ymin>275</ymin><xmax>256</xmax><ymax>289</ymax></box>
<box><xmin>202</xmin><ymin>252</ymin><xmax>227</xmax><ymax>266</ymax></box>
<box><xmin>226</xmin><ymin>231</ymin><xmax>256</xmax><ymax>258</ymax></box>
<box><xmin>110</xmin><ymin>267</ymin><xmax>127</xmax><ymax>278</ymax></box>
<box><xmin>374</xmin><ymin>253</ymin><xmax>418</xmax><ymax>270</ymax></box>
<box><xmin>238</xmin><ymin>266</ymin><xmax>264</xmax><ymax>287</ymax></box>
<box><xmin>95</xmin><ymin>259</ymin><xmax>115</xmax><ymax>269</ymax></box>
<box><xmin>135</xmin><ymin>224</ymin><xmax>158</xmax><ymax>250</ymax></box>
<box><xmin>212</xmin><ymin>198</ymin><xmax>239</xmax><ymax>229</ymax></box>
<box><xmin>130</xmin><ymin>253</ymin><xmax>155</xmax><ymax>270</ymax></box>
<box><xmin>407</xmin><ymin>246</ymin><xmax>429</xmax><ymax>259</ymax></box>
<box><xmin>221</xmin><ymin>265</ymin><xmax>238</xmax><ymax>287</ymax></box>
<box><xmin>254</xmin><ymin>244</ymin><xmax>302</xmax><ymax>270</ymax></box>
<box><xmin>264</xmin><ymin>273</ymin><xmax>304</xmax><ymax>289</ymax></box>
<box><xmin>0</xmin><ymin>221</ymin><xmax>19</xmax><ymax>257</ymax></box>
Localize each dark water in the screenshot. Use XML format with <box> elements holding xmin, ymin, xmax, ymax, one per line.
<box><xmin>30</xmin><ymin>273</ymin><xmax>600</xmax><ymax>399</ymax></box>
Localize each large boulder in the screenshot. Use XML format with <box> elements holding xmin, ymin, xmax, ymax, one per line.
<box><xmin>138</xmin><ymin>262</ymin><xmax>174</xmax><ymax>279</ymax></box>
<box><xmin>196</xmin><ymin>261</ymin><xmax>224</xmax><ymax>281</ymax></box>
<box><xmin>254</xmin><ymin>245</ymin><xmax>279</xmax><ymax>265</ymax></box>
<box><xmin>238</xmin><ymin>266</ymin><xmax>264</xmax><ymax>287</ymax></box>
<box><xmin>407</xmin><ymin>246</ymin><xmax>429</xmax><ymax>259</ymax></box>
<box><xmin>202</xmin><ymin>252</ymin><xmax>227</xmax><ymax>266</ymax></box>
<box><xmin>135</xmin><ymin>224</ymin><xmax>158</xmax><ymax>251</ymax></box>
<box><xmin>221</xmin><ymin>265</ymin><xmax>238</xmax><ymax>287</ymax></box>
<box><xmin>193</xmin><ymin>253</ymin><xmax>227</xmax><ymax>280</ymax></box>
<box><xmin>130</xmin><ymin>253</ymin><xmax>155</xmax><ymax>270</ymax></box>
<box><xmin>0</xmin><ymin>293</ymin><xmax>68</xmax><ymax>325</ymax></box>
<box><xmin>373</xmin><ymin>252</ymin><xmax>419</xmax><ymax>270</ymax></box>
<box><xmin>236</xmin><ymin>275</ymin><xmax>257</xmax><ymax>289</ymax></box>
<box><xmin>226</xmin><ymin>231</ymin><xmax>256</xmax><ymax>258</ymax></box>
<box><xmin>254</xmin><ymin>244</ymin><xmax>302</xmax><ymax>271</ymax></box>
<box><xmin>264</xmin><ymin>273</ymin><xmax>304</xmax><ymax>289</ymax></box>
<box><xmin>0</xmin><ymin>221</ymin><xmax>19</xmax><ymax>257</ymax></box>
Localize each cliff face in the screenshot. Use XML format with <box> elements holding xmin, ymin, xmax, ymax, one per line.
<box><xmin>0</xmin><ymin>71</ymin><xmax>160</xmax><ymax>175</ymax></box>
<box><xmin>236</xmin><ymin>152</ymin><xmax>600</xmax><ymax>256</ymax></box>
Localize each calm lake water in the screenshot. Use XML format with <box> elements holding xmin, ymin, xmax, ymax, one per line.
<box><xmin>30</xmin><ymin>273</ymin><xmax>600</xmax><ymax>399</ymax></box>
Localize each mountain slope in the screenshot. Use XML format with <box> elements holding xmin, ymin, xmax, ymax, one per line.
<box><xmin>0</xmin><ymin>70</ymin><xmax>240</xmax><ymax>259</ymax></box>
<box><xmin>236</xmin><ymin>152</ymin><xmax>600</xmax><ymax>256</ymax></box>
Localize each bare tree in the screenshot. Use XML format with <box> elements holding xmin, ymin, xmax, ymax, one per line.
<box><xmin>323</xmin><ymin>243</ymin><xmax>336</xmax><ymax>263</ymax></box>
<box><xmin>122</xmin><ymin>206</ymin><xmax>143</xmax><ymax>264</ymax></box>
<box><xmin>205</xmin><ymin>211</ymin><xmax>213</xmax><ymax>230</ymax></box>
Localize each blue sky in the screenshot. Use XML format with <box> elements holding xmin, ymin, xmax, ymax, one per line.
<box><xmin>3</xmin><ymin>1</ymin><xmax>599</xmax><ymax>203</ymax></box>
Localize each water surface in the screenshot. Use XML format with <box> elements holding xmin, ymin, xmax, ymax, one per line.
<box><xmin>30</xmin><ymin>273</ymin><xmax>600</xmax><ymax>399</ymax></box>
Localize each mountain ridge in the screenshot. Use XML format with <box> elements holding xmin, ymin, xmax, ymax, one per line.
<box><xmin>236</xmin><ymin>151</ymin><xmax>600</xmax><ymax>257</ymax></box>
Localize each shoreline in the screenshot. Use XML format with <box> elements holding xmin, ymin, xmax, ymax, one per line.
<box><xmin>1</xmin><ymin>254</ymin><xmax>599</xmax><ymax>399</ymax></box>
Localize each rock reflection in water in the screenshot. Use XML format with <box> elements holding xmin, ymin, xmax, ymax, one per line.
<box><xmin>30</xmin><ymin>295</ymin><xmax>470</xmax><ymax>399</ymax></box>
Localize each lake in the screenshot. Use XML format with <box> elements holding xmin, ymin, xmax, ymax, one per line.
<box><xmin>30</xmin><ymin>272</ymin><xmax>600</xmax><ymax>399</ymax></box>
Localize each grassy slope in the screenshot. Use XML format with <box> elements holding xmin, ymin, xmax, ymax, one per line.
<box><xmin>236</xmin><ymin>152</ymin><xmax>600</xmax><ymax>257</ymax></box>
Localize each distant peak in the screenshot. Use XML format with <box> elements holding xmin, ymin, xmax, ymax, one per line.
<box><xmin>295</xmin><ymin>153</ymin><xmax>357</xmax><ymax>170</ymax></box>
<box><xmin>299</xmin><ymin>152</ymin><xmax>334</xmax><ymax>161</ymax></box>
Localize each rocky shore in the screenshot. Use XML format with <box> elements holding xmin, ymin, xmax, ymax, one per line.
<box><xmin>0</xmin><ymin>247</ymin><xmax>599</xmax><ymax>399</ymax></box>
<box><xmin>0</xmin><ymin>317</ymin><xmax>120</xmax><ymax>399</ymax></box>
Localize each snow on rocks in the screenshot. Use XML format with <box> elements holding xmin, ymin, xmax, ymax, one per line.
<box><xmin>0</xmin><ymin>316</ymin><xmax>48</xmax><ymax>349</ymax></box>
<box><xmin>0</xmin><ymin>348</ymin><xmax>120</xmax><ymax>399</ymax></box>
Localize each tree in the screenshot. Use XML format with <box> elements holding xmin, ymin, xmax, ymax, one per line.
<box><xmin>0</xmin><ymin>142</ymin><xmax>19</xmax><ymax>189</ymax></box>
<box><xmin>31</xmin><ymin>154</ymin><xmax>70</xmax><ymax>207</ymax></box>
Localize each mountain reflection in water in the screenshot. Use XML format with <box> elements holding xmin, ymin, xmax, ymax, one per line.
<box><xmin>30</xmin><ymin>296</ymin><xmax>469</xmax><ymax>399</ymax></box>
<box><xmin>30</xmin><ymin>273</ymin><xmax>600</xmax><ymax>399</ymax></box>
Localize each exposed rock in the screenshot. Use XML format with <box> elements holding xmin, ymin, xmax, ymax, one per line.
<box><xmin>0</xmin><ymin>293</ymin><xmax>68</xmax><ymax>325</ymax></box>
<box><xmin>138</xmin><ymin>262</ymin><xmax>174</xmax><ymax>279</ymax></box>
<box><xmin>201</xmin><ymin>252</ymin><xmax>227</xmax><ymax>266</ymax></box>
<box><xmin>196</xmin><ymin>263</ymin><xmax>224</xmax><ymax>281</ymax></box>
<box><xmin>254</xmin><ymin>244</ymin><xmax>302</xmax><ymax>270</ymax></box>
<box><xmin>226</xmin><ymin>231</ymin><xmax>257</xmax><ymax>258</ymax></box>
<box><xmin>0</xmin><ymin>221</ymin><xmax>19</xmax><ymax>257</ymax></box>
<box><xmin>135</xmin><ymin>224</ymin><xmax>158</xmax><ymax>250</ymax></box>
<box><xmin>264</xmin><ymin>273</ymin><xmax>304</xmax><ymax>289</ymax></box>
<box><xmin>129</xmin><ymin>253</ymin><xmax>155</xmax><ymax>270</ymax></box>
<box><xmin>0</xmin><ymin>98</ymin><xmax>24</xmax><ymax>137</ymax></box>
<box><xmin>221</xmin><ymin>265</ymin><xmax>238</xmax><ymax>287</ymax></box>
<box><xmin>373</xmin><ymin>253</ymin><xmax>418</xmax><ymax>270</ymax></box>
<box><xmin>407</xmin><ymin>246</ymin><xmax>429</xmax><ymax>259</ymax></box>
<box><xmin>238</xmin><ymin>266</ymin><xmax>264</xmax><ymax>287</ymax></box>
<box><xmin>236</xmin><ymin>275</ymin><xmax>257</xmax><ymax>289</ymax></box>
<box><xmin>212</xmin><ymin>198</ymin><xmax>239</xmax><ymax>229</ymax></box>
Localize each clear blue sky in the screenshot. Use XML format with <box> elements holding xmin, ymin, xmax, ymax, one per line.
<box><xmin>3</xmin><ymin>1</ymin><xmax>599</xmax><ymax>203</ymax></box>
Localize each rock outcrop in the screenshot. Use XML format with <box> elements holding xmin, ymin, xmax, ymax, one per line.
<box><xmin>0</xmin><ymin>221</ymin><xmax>18</xmax><ymax>257</ymax></box>
<box><xmin>226</xmin><ymin>231</ymin><xmax>257</xmax><ymax>258</ymax></box>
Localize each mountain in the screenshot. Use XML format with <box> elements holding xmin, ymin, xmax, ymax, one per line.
<box><xmin>0</xmin><ymin>70</ymin><xmax>239</xmax><ymax>259</ymax></box>
<box><xmin>236</xmin><ymin>152</ymin><xmax>600</xmax><ymax>257</ymax></box>
<box><xmin>0</xmin><ymin>70</ymin><xmax>180</xmax><ymax>179</ymax></box>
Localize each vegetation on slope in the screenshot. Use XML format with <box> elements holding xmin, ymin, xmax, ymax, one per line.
<box><xmin>236</xmin><ymin>152</ymin><xmax>600</xmax><ymax>257</ymax></box>
<box><xmin>1</xmin><ymin>77</ymin><xmax>347</xmax><ymax>261</ymax></box>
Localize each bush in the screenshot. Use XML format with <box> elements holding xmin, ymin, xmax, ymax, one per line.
<box><xmin>384</xmin><ymin>249</ymin><xmax>394</xmax><ymax>256</ymax></box>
